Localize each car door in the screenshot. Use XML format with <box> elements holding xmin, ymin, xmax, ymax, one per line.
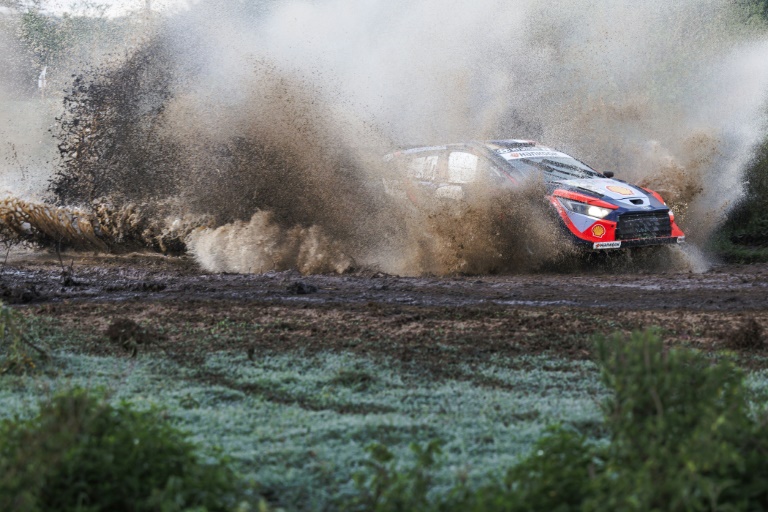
<box><xmin>445</xmin><ymin>149</ymin><xmax>517</xmax><ymax>197</ymax></box>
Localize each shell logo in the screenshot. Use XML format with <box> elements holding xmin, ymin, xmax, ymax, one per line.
<box><xmin>592</xmin><ymin>224</ymin><xmax>606</xmax><ymax>238</ymax></box>
<box><xmin>606</xmin><ymin>185</ymin><xmax>633</xmax><ymax>196</ymax></box>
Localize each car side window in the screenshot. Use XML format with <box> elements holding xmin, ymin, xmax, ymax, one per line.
<box><xmin>406</xmin><ymin>155</ymin><xmax>439</xmax><ymax>181</ymax></box>
<box><xmin>447</xmin><ymin>152</ymin><xmax>478</xmax><ymax>184</ymax></box>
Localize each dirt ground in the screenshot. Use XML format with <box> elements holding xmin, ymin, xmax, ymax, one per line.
<box><xmin>2</xmin><ymin>250</ymin><xmax>767</xmax><ymax>375</ymax></box>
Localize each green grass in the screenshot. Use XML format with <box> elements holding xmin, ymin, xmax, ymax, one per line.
<box><xmin>715</xmin><ymin>243</ymin><xmax>768</xmax><ymax>263</ymax></box>
<box><xmin>0</xmin><ymin>336</ymin><xmax>604</xmax><ymax>511</ymax></box>
<box><xmin>709</xmin><ymin>232</ymin><xmax>768</xmax><ymax>263</ymax></box>
<box><xmin>6</xmin><ymin>314</ymin><xmax>768</xmax><ymax>511</ymax></box>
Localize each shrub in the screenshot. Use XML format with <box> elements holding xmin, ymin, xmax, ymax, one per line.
<box><xmin>0</xmin><ymin>302</ymin><xmax>48</xmax><ymax>374</ymax></box>
<box><xmin>443</xmin><ymin>427</ymin><xmax>594</xmax><ymax>512</ymax></box>
<box><xmin>585</xmin><ymin>329</ymin><xmax>764</xmax><ymax>511</ymax></box>
<box><xmin>348</xmin><ymin>329</ymin><xmax>768</xmax><ymax>511</ymax></box>
<box><xmin>722</xmin><ymin>138</ymin><xmax>768</xmax><ymax>248</ymax></box>
<box><xmin>346</xmin><ymin>440</ymin><xmax>443</xmax><ymax>512</ymax></box>
<box><xmin>0</xmin><ymin>388</ymin><xmax>251</xmax><ymax>512</ymax></box>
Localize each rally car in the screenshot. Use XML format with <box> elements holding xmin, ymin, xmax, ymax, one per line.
<box><xmin>383</xmin><ymin>139</ymin><xmax>685</xmax><ymax>250</ymax></box>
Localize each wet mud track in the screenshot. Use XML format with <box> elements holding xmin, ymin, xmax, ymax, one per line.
<box><xmin>2</xmin><ymin>251</ymin><xmax>768</xmax><ymax>372</ymax></box>
<box><xmin>3</xmin><ymin>251</ymin><xmax>768</xmax><ymax>311</ymax></box>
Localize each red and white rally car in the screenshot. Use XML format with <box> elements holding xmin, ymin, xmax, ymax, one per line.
<box><xmin>383</xmin><ymin>139</ymin><xmax>685</xmax><ymax>250</ymax></box>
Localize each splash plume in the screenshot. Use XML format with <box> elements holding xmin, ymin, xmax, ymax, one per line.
<box><xmin>2</xmin><ymin>0</ymin><xmax>768</xmax><ymax>274</ymax></box>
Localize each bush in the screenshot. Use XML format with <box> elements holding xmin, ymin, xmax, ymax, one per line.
<box><xmin>0</xmin><ymin>302</ymin><xmax>48</xmax><ymax>374</ymax></box>
<box><xmin>0</xmin><ymin>388</ymin><xmax>251</xmax><ymax>512</ymax></box>
<box><xmin>348</xmin><ymin>329</ymin><xmax>768</xmax><ymax>511</ymax></box>
<box><xmin>585</xmin><ymin>329</ymin><xmax>765</xmax><ymax>511</ymax></box>
<box><xmin>722</xmin><ymin>139</ymin><xmax>768</xmax><ymax>249</ymax></box>
<box><xmin>346</xmin><ymin>440</ymin><xmax>443</xmax><ymax>512</ymax></box>
<box><xmin>444</xmin><ymin>427</ymin><xmax>594</xmax><ymax>512</ymax></box>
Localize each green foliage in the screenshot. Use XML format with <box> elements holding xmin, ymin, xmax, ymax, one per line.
<box><xmin>722</xmin><ymin>139</ymin><xmax>768</xmax><ymax>249</ymax></box>
<box><xmin>10</xmin><ymin>2</ymin><xmax>124</xmax><ymax>92</ymax></box>
<box><xmin>709</xmin><ymin>235</ymin><xmax>768</xmax><ymax>263</ymax></box>
<box><xmin>0</xmin><ymin>303</ymin><xmax>47</xmax><ymax>374</ymax></box>
<box><xmin>584</xmin><ymin>329</ymin><xmax>764</xmax><ymax>511</ymax></box>
<box><xmin>348</xmin><ymin>330</ymin><xmax>768</xmax><ymax>512</ymax></box>
<box><xmin>0</xmin><ymin>0</ymin><xmax>21</xmax><ymax>10</ymax></box>
<box><xmin>0</xmin><ymin>388</ymin><xmax>251</xmax><ymax>511</ymax></box>
<box><xmin>17</xmin><ymin>8</ymin><xmax>71</xmax><ymax>67</ymax></box>
<box><xmin>347</xmin><ymin>430</ymin><xmax>594</xmax><ymax>512</ymax></box>
<box><xmin>347</xmin><ymin>440</ymin><xmax>443</xmax><ymax>512</ymax></box>
<box><xmin>499</xmin><ymin>427</ymin><xmax>593</xmax><ymax>512</ymax></box>
<box><xmin>731</xmin><ymin>0</ymin><xmax>768</xmax><ymax>25</ymax></box>
<box><xmin>747</xmin><ymin>0</ymin><xmax>768</xmax><ymax>21</ymax></box>
<box><xmin>437</xmin><ymin>427</ymin><xmax>594</xmax><ymax>512</ymax></box>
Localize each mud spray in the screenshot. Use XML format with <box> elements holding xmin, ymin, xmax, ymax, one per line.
<box><xmin>2</xmin><ymin>0</ymin><xmax>768</xmax><ymax>275</ymax></box>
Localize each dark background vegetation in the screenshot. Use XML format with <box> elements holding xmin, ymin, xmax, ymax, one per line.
<box><xmin>722</xmin><ymin>138</ymin><xmax>768</xmax><ymax>255</ymax></box>
<box><xmin>709</xmin><ymin>0</ymin><xmax>768</xmax><ymax>258</ymax></box>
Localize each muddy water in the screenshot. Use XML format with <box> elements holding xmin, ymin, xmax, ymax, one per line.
<box><xmin>2</xmin><ymin>252</ymin><xmax>765</xmax><ymax>373</ymax></box>
<box><xmin>2</xmin><ymin>252</ymin><xmax>766</xmax><ymax>312</ymax></box>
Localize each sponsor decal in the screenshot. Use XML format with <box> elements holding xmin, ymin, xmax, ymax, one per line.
<box><xmin>591</xmin><ymin>224</ymin><xmax>606</xmax><ymax>238</ymax></box>
<box><xmin>593</xmin><ymin>241</ymin><xmax>622</xmax><ymax>249</ymax></box>
<box><xmin>606</xmin><ymin>185</ymin><xmax>634</xmax><ymax>196</ymax></box>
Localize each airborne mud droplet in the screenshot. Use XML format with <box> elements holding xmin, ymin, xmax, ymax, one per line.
<box><xmin>2</xmin><ymin>1</ymin><xmax>768</xmax><ymax>275</ymax></box>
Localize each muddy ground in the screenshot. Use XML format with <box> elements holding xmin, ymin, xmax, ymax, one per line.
<box><xmin>2</xmin><ymin>250</ymin><xmax>768</xmax><ymax>375</ymax></box>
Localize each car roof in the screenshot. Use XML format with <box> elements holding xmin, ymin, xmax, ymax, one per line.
<box><xmin>386</xmin><ymin>139</ymin><xmax>541</xmax><ymax>158</ymax></box>
<box><xmin>483</xmin><ymin>139</ymin><xmax>538</xmax><ymax>149</ymax></box>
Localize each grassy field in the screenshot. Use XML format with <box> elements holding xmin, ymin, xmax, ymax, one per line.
<box><xmin>2</xmin><ymin>288</ymin><xmax>767</xmax><ymax>510</ymax></box>
<box><xmin>0</xmin><ymin>313</ymin><xmax>611</xmax><ymax>511</ymax></box>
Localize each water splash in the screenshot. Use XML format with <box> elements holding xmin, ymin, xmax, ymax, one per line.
<box><xmin>2</xmin><ymin>0</ymin><xmax>768</xmax><ymax>275</ymax></box>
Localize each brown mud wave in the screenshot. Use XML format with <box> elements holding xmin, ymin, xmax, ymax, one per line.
<box><xmin>0</xmin><ymin>196</ymin><xmax>196</xmax><ymax>254</ymax></box>
<box><xmin>0</xmin><ymin>194</ymin><xmax>708</xmax><ymax>276</ymax></box>
<box><xmin>0</xmin><ymin>196</ymin><xmax>107</xmax><ymax>251</ymax></box>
